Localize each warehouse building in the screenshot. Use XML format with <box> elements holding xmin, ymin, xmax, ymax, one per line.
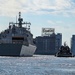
<box><xmin>35</xmin><ymin>28</ymin><xmax>62</xmax><ymax>55</ymax></box>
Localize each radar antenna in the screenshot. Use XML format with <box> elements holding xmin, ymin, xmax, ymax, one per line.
<box><xmin>9</xmin><ymin>12</ymin><xmax>31</xmax><ymax>31</ymax></box>
<box><xmin>15</xmin><ymin>12</ymin><xmax>31</xmax><ymax>29</ymax></box>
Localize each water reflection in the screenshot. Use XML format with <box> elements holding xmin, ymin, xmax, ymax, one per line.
<box><xmin>0</xmin><ymin>55</ymin><xmax>75</xmax><ymax>75</ymax></box>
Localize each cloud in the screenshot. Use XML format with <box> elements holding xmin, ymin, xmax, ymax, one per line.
<box><xmin>31</xmin><ymin>25</ymin><xmax>42</xmax><ymax>37</ymax></box>
<box><xmin>47</xmin><ymin>20</ymin><xmax>63</xmax><ymax>25</ymax></box>
<box><xmin>47</xmin><ymin>20</ymin><xmax>75</xmax><ymax>32</ymax></box>
<box><xmin>0</xmin><ymin>0</ymin><xmax>75</xmax><ymax>16</ymax></box>
<box><xmin>47</xmin><ymin>20</ymin><xmax>55</xmax><ymax>25</ymax></box>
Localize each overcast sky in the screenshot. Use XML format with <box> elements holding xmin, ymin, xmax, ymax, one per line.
<box><xmin>0</xmin><ymin>0</ymin><xmax>75</xmax><ymax>46</ymax></box>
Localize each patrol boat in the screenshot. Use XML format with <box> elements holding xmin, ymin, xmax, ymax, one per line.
<box><xmin>0</xmin><ymin>12</ymin><xmax>36</xmax><ymax>56</ymax></box>
<box><xmin>56</xmin><ymin>42</ymin><xmax>73</xmax><ymax>57</ymax></box>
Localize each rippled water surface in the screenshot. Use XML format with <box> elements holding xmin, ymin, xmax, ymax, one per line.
<box><xmin>0</xmin><ymin>55</ymin><xmax>75</xmax><ymax>75</ymax></box>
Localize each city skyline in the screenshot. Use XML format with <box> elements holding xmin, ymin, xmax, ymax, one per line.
<box><xmin>0</xmin><ymin>0</ymin><xmax>75</xmax><ymax>46</ymax></box>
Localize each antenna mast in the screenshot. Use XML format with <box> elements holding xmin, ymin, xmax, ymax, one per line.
<box><xmin>14</xmin><ymin>12</ymin><xmax>31</xmax><ymax>30</ymax></box>
<box><xmin>16</xmin><ymin>16</ymin><xmax>17</xmax><ymax>25</ymax></box>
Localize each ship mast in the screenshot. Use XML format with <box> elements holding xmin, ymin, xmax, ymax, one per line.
<box><xmin>18</xmin><ymin>12</ymin><xmax>22</xmax><ymax>27</ymax></box>
<box><xmin>18</xmin><ymin>12</ymin><xmax>31</xmax><ymax>29</ymax></box>
<box><xmin>9</xmin><ymin>12</ymin><xmax>31</xmax><ymax>31</ymax></box>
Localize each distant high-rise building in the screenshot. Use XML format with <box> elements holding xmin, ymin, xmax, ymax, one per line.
<box><xmin>34</xmin><ymin>28</ymin><xmax>62</xmax><ymax>55</ymax></box>
<box><xmin>71</xmin><ymin>35</ymin><xmax>75</xmax><ymax>56</ymax></box>
<box><xmin>55</xmin><ymin>33</ymin><xmax>62</xmax><ymax>53</ymax></box>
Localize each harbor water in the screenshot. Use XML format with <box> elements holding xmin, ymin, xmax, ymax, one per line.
<box><xmin>0</xmin><ymin>55</ymin><xmax>75</xmax><ymax>75</ymax></box>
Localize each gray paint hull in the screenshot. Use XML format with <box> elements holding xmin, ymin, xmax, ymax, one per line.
<box><xmin>0</xmin><ymin>44</ymin><xmax>36</xmax><ymax>56</ymax></box>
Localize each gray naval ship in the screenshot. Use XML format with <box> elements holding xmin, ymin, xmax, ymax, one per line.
<box><xmin>0</xmin><ymin>12</ymin><xmax>36</xmax><ymax>56</ymax></box>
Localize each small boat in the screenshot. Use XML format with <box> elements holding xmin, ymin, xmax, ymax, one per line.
<box><xmin>56</xmin><ymin>42</ymin><xmax>73</xmax><ymax>57</ymax></box>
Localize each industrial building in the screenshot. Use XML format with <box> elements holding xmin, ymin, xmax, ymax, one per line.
<box><xmin>35</xmin><ymin>28</ymin><xmax>62</xmax><ymax>55</ymax></box>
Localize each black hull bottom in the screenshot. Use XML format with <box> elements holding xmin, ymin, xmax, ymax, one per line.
<box><xmin>56</xmin><ymin>53</ymin><xmax>73</xmax><ymax>57</ymax></box>
<box><xmin>0</xmin><ymin>44</ymin><xmax>22</xmax><ymax>56</ymax></box>
<box><xmin>56</xmin><ymin>55</ymin><xmax>73</xmax><ymax>57</ymax></box>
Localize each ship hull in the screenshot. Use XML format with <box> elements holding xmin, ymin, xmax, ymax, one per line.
<box><xmin>0</xmin><ymin>44</ymin><xmax>36</xmax><ymax>56</ymax></box>
<box><xmin>56</xmin><ymin>52</ymin><xmax>73</xmax><ymax>57</ymax></box>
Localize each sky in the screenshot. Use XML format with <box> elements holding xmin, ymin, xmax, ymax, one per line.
<box><xmin>0</xmin><ymin>0</ymin><xmax>75</xmax><ymax>46</ymax></box>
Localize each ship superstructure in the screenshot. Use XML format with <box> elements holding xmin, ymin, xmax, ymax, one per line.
<box><xmin>0</xmin><ymin>12</ymin><xmax>36</xmax><ymax>56</ymax></box>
